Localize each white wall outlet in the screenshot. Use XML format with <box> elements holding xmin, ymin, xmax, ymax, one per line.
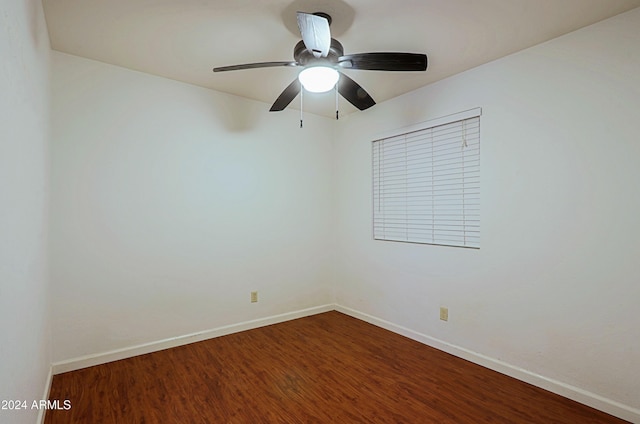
<box><xmin>440</xmin><ymin>306</ymin><xmax>449</xmax><ymax>321</ymax></box>
<box><xmin>250</xmin><ymin>291</ymin><xmax>258</xmax><ymax>303</ymax></box>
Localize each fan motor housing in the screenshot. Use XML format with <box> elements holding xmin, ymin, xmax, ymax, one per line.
<box><xmin>294</xmin><ymin>38</ymin><xmax>344</xmax><ymax>66</ymax></box>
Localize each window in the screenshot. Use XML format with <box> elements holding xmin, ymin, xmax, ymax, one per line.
<box><xmin>372</xmin><ymin>108</ymin><xmax>481</xmax><ymax>248</ymax></box>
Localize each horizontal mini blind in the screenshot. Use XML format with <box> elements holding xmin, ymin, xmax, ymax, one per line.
<box><xmin>372</xmin><ymin>111</ymin><xmax>480</xmax><ymax>248</ymax></box>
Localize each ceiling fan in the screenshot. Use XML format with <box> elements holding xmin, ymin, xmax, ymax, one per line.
<box><xmin>213</xmin><ymin>12</ymin><xmax>428</xmax><ymax>114</ymax></box>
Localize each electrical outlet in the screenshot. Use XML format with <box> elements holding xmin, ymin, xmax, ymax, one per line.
<box><xmin>250</xmin><ymin>291</ymin><xmax>258</xmax><ymax>303</ymax></box>
<box><xmin>440</xmin><ymin>306</ymin><xmax>449</xmax><ymax>321</ymax></box>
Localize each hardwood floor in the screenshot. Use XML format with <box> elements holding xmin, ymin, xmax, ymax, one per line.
<box><xmin>46</xmin><ymin>311</ymin><xmax>628</xmax><ymax>423</ymax></box>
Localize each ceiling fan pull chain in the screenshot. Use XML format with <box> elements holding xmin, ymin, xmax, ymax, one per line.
<box><xmin>335</xmin><ymin>84</ymin><xmax>339</xmax><ymax>120</ymax></box>
<box><xmin>300</xmin><ymin>88</ymin><xmax>304</xmax><ymax>128</ymax></box>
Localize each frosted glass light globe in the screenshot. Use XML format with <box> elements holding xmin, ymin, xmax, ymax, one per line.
<box><xmin>298</xmin><ymin>66</ymin><xmax>340</xmax><ymax>93</ymax></box>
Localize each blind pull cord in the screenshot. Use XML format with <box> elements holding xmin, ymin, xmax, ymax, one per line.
<box><xmin>462</xmin><ymin>121</ymin><xmax>468</xmax><ymax>149</ymax></box>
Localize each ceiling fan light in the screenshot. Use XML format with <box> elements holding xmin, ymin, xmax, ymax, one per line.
<box><xmin>298</xmin><ymin>66</ymin><xmax>340</xmax><ymax>93</ymax></box>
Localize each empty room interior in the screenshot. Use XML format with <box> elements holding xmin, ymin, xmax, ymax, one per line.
<box><xmin>2</xmin><ymin>0</ymin><xmax>639</xmax><ymax>423</ymax></box>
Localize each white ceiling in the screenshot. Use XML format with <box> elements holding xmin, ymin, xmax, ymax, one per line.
<box><xmin>43</xmin><ymin>0</ymin><xmax>640</xmax><ymax>117</ymax></box>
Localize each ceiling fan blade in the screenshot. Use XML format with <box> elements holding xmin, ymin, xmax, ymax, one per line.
<box><xmin>269</xmin><ymin>79</ymin><xmax>301</xmax><ymax>112</ymax></box>
<box><xmin>338</xmin><ymin>53</ymin><xmax>428</xmax><ymax>71</ymax></box>
<box><xmin>213</xmin><ymin>61</ymin><xmax>298</xmax><ymax>72</ymax></box>
<box><xmin>338</xmin><ymin>72</ymin><xmax>376</xmax><ymax>111</ymax></box>
<box><xmin>296</xmin><ymin>12</ymin><xmax>331</xmax><ymax>58</ymax></box>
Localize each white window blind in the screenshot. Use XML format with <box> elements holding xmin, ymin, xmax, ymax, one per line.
<box><xmin>372</xmin><ymin>110</ymin><xmax>480</xmax><ymax>248</ymax></box>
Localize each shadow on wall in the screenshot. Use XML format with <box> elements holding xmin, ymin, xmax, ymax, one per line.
<box><xmin>29</xmin><ymin>0</ymin><xmax>47</xmax><ymax>46</ymax></box>
<box><xmin>210</xmin><ymin>92</ymin><xmax>265</xmax><ymax>133</ymax></box>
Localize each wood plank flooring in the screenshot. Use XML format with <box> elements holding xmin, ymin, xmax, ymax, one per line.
<box><xmin>46</xmin><ymin>311</ymin><xmax>629</xmax><ymax>423</ymax></box>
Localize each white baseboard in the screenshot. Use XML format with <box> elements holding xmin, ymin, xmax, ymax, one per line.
<box><xmin>37</xmin><ymin>366</ymin><xmax>53</xmax><ymax>424</ymax></box>
<box><xmin>52</xmin><ymin>304</ymin><xmax>334</xmax><ymax>375</ymax></box>
<box><xmin>334</xmin><ymin>304</ymin><xmax>640</xmax><ymax>424</ymax></box>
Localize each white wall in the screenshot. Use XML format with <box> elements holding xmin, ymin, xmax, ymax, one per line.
<box><xmin>50</xmin><ymin>52</ymin><xmax>334</xmax><ymax>362</ymax></box>
<box><xmin>333</xmin><ymin>7</ymin><xmax>640</xmax><ymax>419</ymax></box>
<box><xmin>0</xmin><ymin>0</ymin><xmax>51</xmax><ymax>423</ymax></box>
